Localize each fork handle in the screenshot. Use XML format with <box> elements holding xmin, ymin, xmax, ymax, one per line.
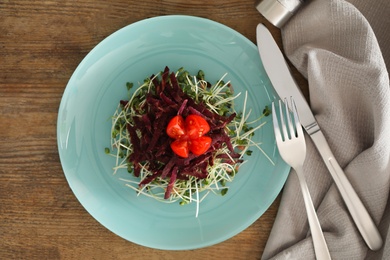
<box><xmin>311</xmin><ymin>130</ymin><xmax>383</xmax><ymax>250</ymax></box>
<box><xmin>295</xmin><ymin>166</ymin><xmax>332</xmax><ymax>260</ymax></box>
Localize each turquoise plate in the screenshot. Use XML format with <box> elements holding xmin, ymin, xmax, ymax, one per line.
<box><xmin>57</xmin><ymin>15</ymin><xmax>289</xmax><ymax>250</ymax></box>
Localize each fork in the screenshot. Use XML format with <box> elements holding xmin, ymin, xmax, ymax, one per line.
<box><xmin>272</xmin><ymin>98</ymin><xmax>331</xmax><ymax>260</ymax></box>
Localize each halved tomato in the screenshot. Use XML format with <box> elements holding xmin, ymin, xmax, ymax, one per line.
<box><xmin>189</xmin><ymin>136</ymin><xmax>212</xmax><ymax>155</ymax></box>
<box><xmin>185</xmin><ymin>115</ymin><xmax>210</xmax><ymax>139</ymax></box>
<box><xmin>170</xmin><ymin>139</ymin><xmax>189</xmax><ymax>158</ymax></box>
<box><xmin>166</xmin><ymin>115</ymin><xmax>186</xmax><ymax>139</ymax></box>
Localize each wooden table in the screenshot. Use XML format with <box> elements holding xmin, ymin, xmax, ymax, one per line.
<box><xmin>0</xmin><ymin>1</ymin><xmax>307</xmax><ymax>259</ymax></box>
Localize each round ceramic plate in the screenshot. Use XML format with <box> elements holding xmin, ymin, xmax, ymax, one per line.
<box><xmin>57</xmin><ymin>15</ymin><xmax>289</xmax><ymax>250</ymax></box>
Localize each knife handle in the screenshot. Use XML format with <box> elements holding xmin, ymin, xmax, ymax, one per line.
<box><xmin>310</xmin><ymin>130</ymin><xmax>383</xmax><ymax>251</ymax></box>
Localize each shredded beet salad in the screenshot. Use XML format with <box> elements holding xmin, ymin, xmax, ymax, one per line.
<box><xmin>106</xmin><ymin>66</ymin><xmax>270</xmax><ymax>216</ymax></box>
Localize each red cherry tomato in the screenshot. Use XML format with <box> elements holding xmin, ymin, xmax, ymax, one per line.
<box><xmin>189</xmin><ymin>136</ymin><xmax>212</xmax><ymax>155</ymax></box>
<box><xmin>170</xmin><ymin>139</ymin><xmax>189</xmax><ymax>158</ymax></box>
<box><xmin>166</xmin><ymin>115</ymin><xmax>186</xmax><ymax>139</ymax></box>
<box><xmin>167</xmin><ymin>114</ymin><xmax>212</xmax><ymax>157</ymax></box>
<box><xmin>185</xmin><ymin>115</ymin><xmax>210</xmax><ymax>140</ymax></box>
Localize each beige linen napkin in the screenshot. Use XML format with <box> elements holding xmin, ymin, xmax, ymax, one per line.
<box><xmin>261</xmin><ymin>0</ymin><xmax>390</xmax><ymax>259</ymax></box>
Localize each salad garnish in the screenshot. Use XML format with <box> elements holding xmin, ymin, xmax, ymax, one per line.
<box><xmin>167</xmin><ymin>114</ymin><xmax>212</xmax><ymax>158</ymax></box>
<box><xmin>106</xmin><ymin>66</ymin><xmax>271</xmax><ymax>216</ymax></box>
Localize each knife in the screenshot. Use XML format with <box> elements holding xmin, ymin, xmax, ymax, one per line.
<box><xmin>256</xmin><ymin>23</ymin><xmax>382</xmax><ymax>251</ymax></box>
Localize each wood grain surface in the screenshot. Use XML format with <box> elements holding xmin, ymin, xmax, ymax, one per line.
<box><xmin>0</xmin><ymin>1</ymin><xmax>307</xmax><ymax>259</ymax></box>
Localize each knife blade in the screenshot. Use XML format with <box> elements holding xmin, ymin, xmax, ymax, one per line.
<box><xmin>256</xmin><ymin>23</ymin><xmax>382</xmax><ymax>251</ymax></box>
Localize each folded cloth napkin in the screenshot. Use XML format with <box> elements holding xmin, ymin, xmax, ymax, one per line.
<box><xmin>261</xmin><ymin>0</ymin><xmax>390</xmax><ymax>259</ymax></box>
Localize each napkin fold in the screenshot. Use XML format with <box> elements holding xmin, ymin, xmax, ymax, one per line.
<box><xmin>261</xmin><ymin>0</ymin><xmax>390</xmax><ymax>259</ymax></box>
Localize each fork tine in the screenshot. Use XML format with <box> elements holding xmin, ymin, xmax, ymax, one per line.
<box><xmin>285</xmin><ymin>98</ymin><xmax>295</xmax><ymax>139</ymax></box>
<box><xmin>291</xmin><ymin>98</ymin><xmax>304</xmax><ymax>138</ymax></box>
<box><xmin>278</xmin><ymin>100</ymin><xmax>289</xmax><ymax>141</ymax></box>
<box><xmin>272</xmin><ymin>102</ymin><xmax>283</xmax><ymax>144</ymax></box>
